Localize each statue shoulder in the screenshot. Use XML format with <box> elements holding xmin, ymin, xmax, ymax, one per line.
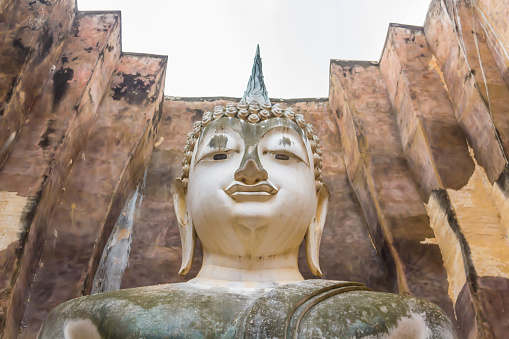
<box><xmin>38</xmin><ymin>283</ymin><xmax>260</xmax><ymax>339</ymax></box>
<box><xmin>231</xmin><ymin>279</ymin><xmax>457</xmax><ymax>339</ymax></box>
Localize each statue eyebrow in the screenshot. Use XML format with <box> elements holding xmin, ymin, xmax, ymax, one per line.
<box><xmin>207</xmin><ymin>134</ymin><xmax>229</xmax><ymax>149</ymax></box>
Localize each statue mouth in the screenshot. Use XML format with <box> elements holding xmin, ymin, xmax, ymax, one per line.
<box><xmin>224</xmin><ymin>182</ymin><xmax>278</xmax><ymax>198</ymax></box>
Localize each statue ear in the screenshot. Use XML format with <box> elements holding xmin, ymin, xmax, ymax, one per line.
<box><xmin>305</xmin><ymin>183</ymin><xmax>330</xmax><ymax>277</ymax></box>
<box><xmin>171</xmin><ymin>178</ymin><xmax>197</xmax><ymax>276</ymax></box>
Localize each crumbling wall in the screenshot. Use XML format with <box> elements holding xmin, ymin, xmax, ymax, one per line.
<box><xmin>0</xmin><ymin>0</ymin><xmax>508</xmax><ymax>338</ymax></box>
<box><xmin>329</xmin><ymin>0</ymin><xmax>509</xmax><ymax>337</ymax></box>
<box><xmin>0</xmin><ymin>0</ymin><xmax>166</xmax><ymax>337</ymax></box>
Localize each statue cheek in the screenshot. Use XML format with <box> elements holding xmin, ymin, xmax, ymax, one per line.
<box><xmin>267</xmin><ymin>162</ymin><xmax>315</xmax><ymax>190</ymax></box>
<box><xmin>192</xmin><ymin>156</ymin><xmax>242</xmax><ymax>184</ymax></box>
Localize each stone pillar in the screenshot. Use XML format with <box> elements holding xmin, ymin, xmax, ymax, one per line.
<box><xmin>18</xmin><ymin>54</ymin><xmax>166</xmax><ymax>338</ymax></box>
<box><xmin>329</xmin><ymin>60</ymin><xmax>455</xmax><ymax>323</ymax></box>
<box><xmin>0</xmin><ymin>7</ymin><xmax>122</xmax><ymax>338</ymax></box>
<box><xmin>330</xmin><ymin>3</ymin><xmax>509</xmax><ymax>337</ymax></box>
<box><xmin>0</xmin><ymin>1</ymin><xmax>167</xmax><ymax>337</ymax></box>
<box><xmin>423</xmin><ymin>1</ymin><xmax>509</xmax><ymax>337</ymax></box>
<box><xmin>0</xmin><ymin>0</ymin><xmax>76</xmax><ymax>166</ymax></box>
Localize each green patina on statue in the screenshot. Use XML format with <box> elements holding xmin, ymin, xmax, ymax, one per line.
<box><xmin>38</xmin><ymin>46</ymin><xmax>457</xmax><ymax>339</ymax></box>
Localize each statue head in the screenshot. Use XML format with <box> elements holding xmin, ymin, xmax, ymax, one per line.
<box><xmin>172</xmin><ymin>47</ymin><xmax>330</xmax><ymax>281</ymax></box>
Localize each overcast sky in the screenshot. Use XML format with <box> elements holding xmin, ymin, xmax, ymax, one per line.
<box><xmin>78</xmin><ymin>0</ymin><xmax>431</xmax><ymax>98</ymax></box>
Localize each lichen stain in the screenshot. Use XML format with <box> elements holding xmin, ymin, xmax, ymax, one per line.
<box><xmin>37</xmin><ymin>28</ymin><xmax>53</xmax><ymax>63</ymax></box>
<box><xmin>2</xmin><ymin>77</ymin><xmax>19</xmax><ymax>116</ymax></box>
<box><xmin>38</xmin><ymin>120</ymin><xmax>56</xmax><ymax>149</ymax></box>
<box><xmin>190</xmin><ymin>108</ymin><xmax>203</xmax><ymax>122</ymax></box>
<box><xmin>208</xmin><ymin>135</ymin><xmax>228</xmax><ymax>150</ymax></box>
<box><xmin>12</xmin><ymin>39</ymin><xmax>30</xmax><ymax>60</ymax></box>
<box><xmin>53</xmin><ymin>68</ymin><xmax>74</xmax><ymax>108</ymax></box>
<box><xmin>279</xmin><ymin>136</ymin><xmax>292</xmax><ymax>147</ymax></box>
<box><xmin>111</xmin><ymin>73</ymin><xmax>154</xmax><ymax>105</ymax></box>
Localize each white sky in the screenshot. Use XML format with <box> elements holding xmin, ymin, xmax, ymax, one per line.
<box><xmin>78</xmin><ymin>0</ymin><xmax>431</xmax><ymax>98</ymax></box>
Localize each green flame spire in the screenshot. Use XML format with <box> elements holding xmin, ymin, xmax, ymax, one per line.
<box><xmin>242</xmin><ymin>45</ymin><xmax>270</xmax><ymax>105</ymax></box>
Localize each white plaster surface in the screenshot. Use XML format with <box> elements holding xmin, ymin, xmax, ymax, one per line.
<box><xmin>0</xmin><ymin>191</ymin><xmax>34</xmax><ymax>251</ymax></box>
<box><xmin>174</xmin><ymin>118</ymin><xmax>329</xmax><ymax>287</ymax></box>
<box><xmin>63</xmin><ymin>319</ymin><xmax>101</xmax><ymax>339</ymax></box>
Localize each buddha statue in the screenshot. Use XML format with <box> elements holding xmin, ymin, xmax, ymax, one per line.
<box><xmin>37</xmin><ymin>47</ymin><xmax>457</xmax><ymax>339</ymax></box>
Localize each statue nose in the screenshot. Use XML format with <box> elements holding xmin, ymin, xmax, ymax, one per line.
<box><xmin>234</xmin><ymin>158</ymin><xmax>268</xmax><ymax>185</ymax></box>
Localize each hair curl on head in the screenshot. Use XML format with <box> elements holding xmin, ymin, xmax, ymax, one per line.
<box><xmin>180</xmin><ymin>100</ymin><xmax>323</xmax><ymax>191</ymax></box>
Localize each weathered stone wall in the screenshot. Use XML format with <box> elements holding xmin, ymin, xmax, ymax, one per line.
<box><xmin>0</xmin><ymin>0</ymin><xmax>166</xmax><ymax>337</ymax></box>
<box><xmin>329</xmin><ymin>1</ymin><xmax>509</xmax><ymax>337</ymax></box>
<box><xmin>0</xmin><ymin>0</ymin><xmax>508</xmax><ymax>338</ymax></box>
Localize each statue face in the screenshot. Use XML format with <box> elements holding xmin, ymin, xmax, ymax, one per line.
<box><xmin>187</xmin><ymin>117</ymin><xmax>318</xmax><ymax>257</ymax></box>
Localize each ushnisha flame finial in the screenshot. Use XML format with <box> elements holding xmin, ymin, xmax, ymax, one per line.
<box><xmin>242</xmin><ymin>45</ymin><xmax>270</xmax><ymax>106</ymax></box>
<box><xmin>179</xmin><ymin>46</ymin><xmax>323</xmax><ymax>192</ymax></box>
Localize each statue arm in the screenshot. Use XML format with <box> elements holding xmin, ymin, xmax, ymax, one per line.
<box><xmin>297</xmin><ymin>291</ymin><xmax>458</xmax><ymax>338</ymax></box>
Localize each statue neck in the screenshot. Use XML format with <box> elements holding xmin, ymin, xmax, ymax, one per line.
<box><xmin>189</xmin><ymin>249</ymin><xmax>303</xmax><ymax>289</ymax></box>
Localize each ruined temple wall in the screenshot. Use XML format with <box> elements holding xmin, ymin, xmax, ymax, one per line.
<box><xmin>329</xmin><ymin>0</ymin><xmax>509</xmax><ymax>337</ymax></box>
<box><xmin>425</xmin><ymin>1</ymin><xmax>509</xmax><ymax>337</ymax></box>
<box><xmin>0</xmin><ymin>0</ymin><xmax>167</xmax><ymax>337</ymax></box>
<box><xmin>0</xmin><ymin>0</ymin><xmax>508</xmax><ymax>338</ymax></box>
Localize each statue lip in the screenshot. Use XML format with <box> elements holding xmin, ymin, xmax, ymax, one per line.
<box><xmin>224</xmin><ymin>182</ymin><xmax>278</xmax><ymax>197</ymax></box>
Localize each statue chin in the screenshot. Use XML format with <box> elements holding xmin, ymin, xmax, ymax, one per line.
<box><xmin>233</xmin><ymin>214</ymin><xmax>270</xmax><ymax>231</ymax></box>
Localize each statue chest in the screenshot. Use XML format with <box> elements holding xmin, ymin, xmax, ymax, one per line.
<box><xmin>39</xmin><ymin>281</ymin><xmax>455</xmax><ymax>339</ymax></box>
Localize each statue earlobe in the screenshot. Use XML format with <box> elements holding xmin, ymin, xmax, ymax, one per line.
<box><xmin>171</xmin><ymin>178</ymin><xmax>197</xmax><ymax>276</ymax></box>
<box><xmin>305</xmin><ymin>183</ymin><xmax>330</xmax><ymax>277</ymax></box>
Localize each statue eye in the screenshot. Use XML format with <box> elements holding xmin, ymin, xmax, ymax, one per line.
<box><xmin>213</xmin><ymin>153</ymin><xmax>228</xmax><ymax>160</ymax></box>
<box><xmin>275</xmin><ymin>154</ymin><xmax>290</xmax><ymax>161</ymax></box>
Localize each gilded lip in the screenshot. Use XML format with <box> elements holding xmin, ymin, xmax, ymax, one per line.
<box><xmin>224</xmin><ymin>182</ymin><xmax>278</xmax><ymax>196</ymax></box>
